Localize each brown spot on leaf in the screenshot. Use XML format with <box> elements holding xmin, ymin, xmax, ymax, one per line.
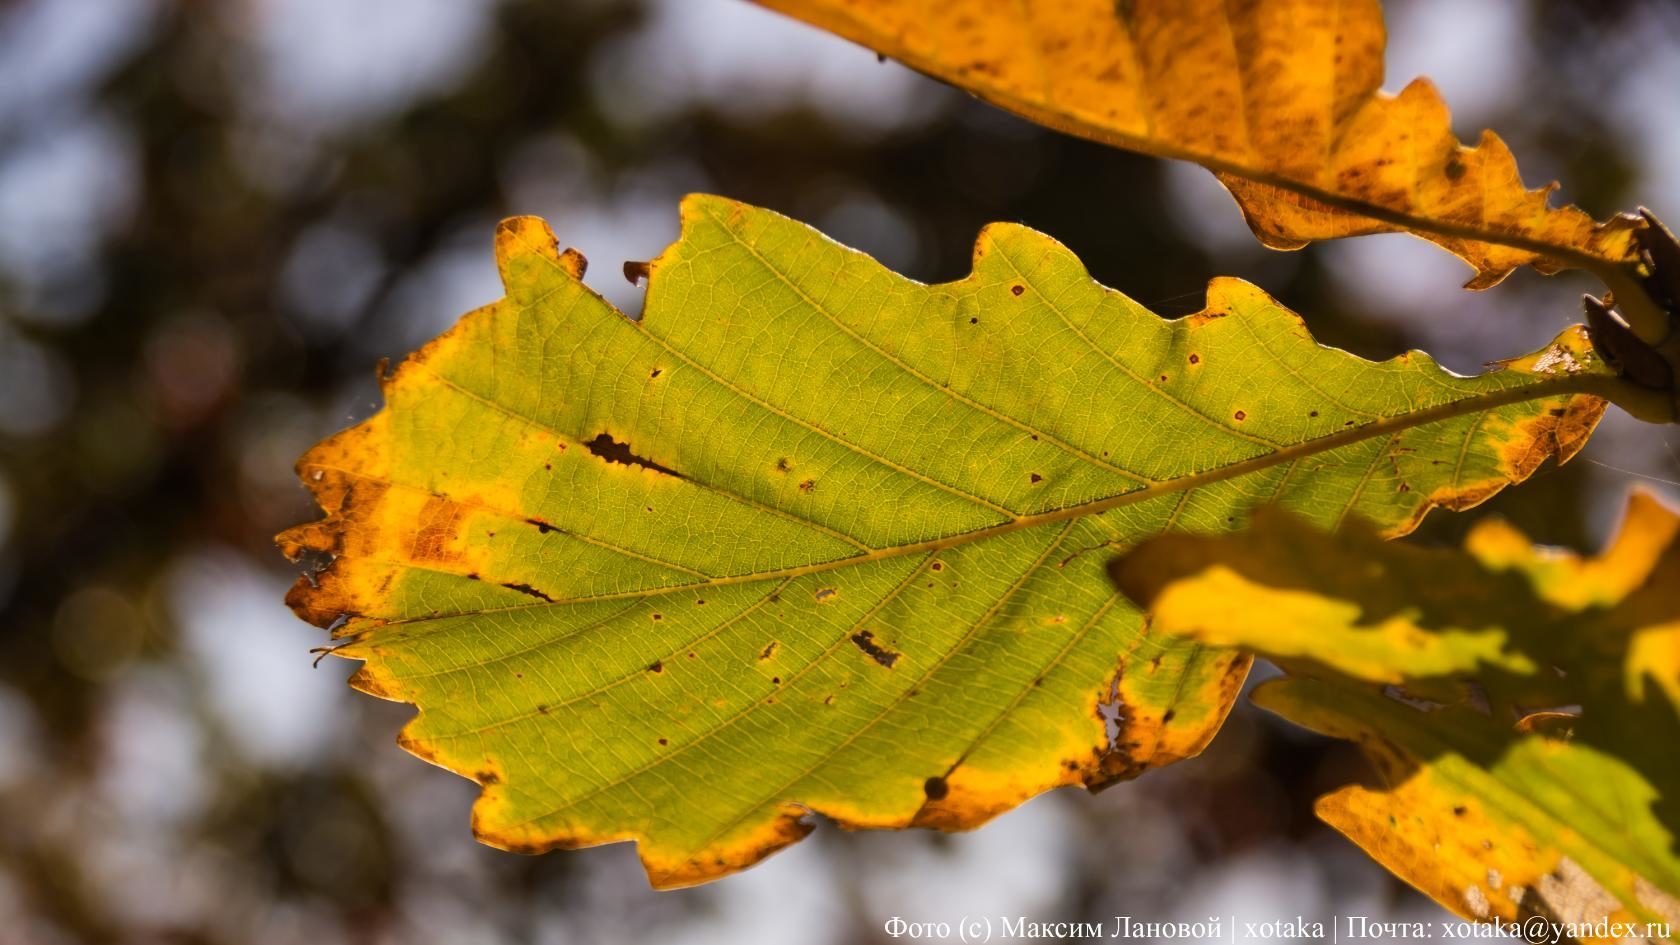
<box><xmin>500</xmin><ymin>582</ymin><xmax>555</xmax><ymax>603</ymax></box>
<box><xmin>623</xmin><ymin>259</ymin><xmax>651</xmax><ymax>285</ymax></box>
<box><xmin>814</xmin><ymin>587</ymin><xmax>838</xmax><ymax>603</ymax></box>
<box><xmin>850</xmin><ymin>629</ymin><xmax>900</xmax><ymax>668</ymax></box>
<box><xmin>648</xmin><ymin>660</ymin><xmax>664</xmax><ymax>674</ymax></box>
<box><xmin>923</xmin><ymin>776</ymin><xmax>949</xmax><ymax>800</ymax></box>
<box><xmin>585</xmin><ymin>433</ymin><xmax>682</xmax><ymax>477</ymax></box>
<box><xmin>1010</xmin><ymin>284</ymin><xmax>1025</xmax><ymax>296</ymax></box>
<box><xmin>410</xmin><ymin>496</ymin><xmax>466</xmax><ymax>564</ymax></box>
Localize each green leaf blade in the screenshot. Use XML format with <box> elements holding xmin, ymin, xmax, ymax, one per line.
<box><xmin>281</xmin><ymin>196</ymin><xmax>1617</xmax><ymax>887</ymax></box>
<box><xmin>1115</xmin><ymin>493</ymin><xmax>1680</xmax><ymax>929</ymax></box>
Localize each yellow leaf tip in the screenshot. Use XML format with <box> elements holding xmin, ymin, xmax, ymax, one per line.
<box><xmin>1195</xmin><ymin>276</ymin><xmax>1305</xmax><ymax>335</ymax></box>
<box><xmin>494</xmin><ymin>216</ymin><xmax>583</xmax><ymax>288</ymax></box>
<box><xmin>679</xmin><ymin>192</ymin><xmax>755</xmax><ymax>234</ymax></box>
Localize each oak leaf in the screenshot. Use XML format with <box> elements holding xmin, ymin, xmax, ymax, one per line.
<box><xmin>752</xmin><ymin>0</ymin><xmax>1643</xmax><ymax>292</ymax></box>
<box><xmin>281</xmin><ymin>196</ymin><xmax>1627</xmax><ymax>887</ymax></box>
<box><xmin>1115</xmin><ymin>493</ymin><xmax>1680</xmax><ymax>933</ymax></box>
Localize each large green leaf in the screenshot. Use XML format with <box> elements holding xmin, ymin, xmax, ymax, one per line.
<box><xmin>1113</xmin><ymin>494</ymin><xmax>1680</xmax><ymax>931</ymax></box>
<box><xmin>281</xmin><ymin>195</ymin><xmax>1626</xmax><ymax>887</ymax></box>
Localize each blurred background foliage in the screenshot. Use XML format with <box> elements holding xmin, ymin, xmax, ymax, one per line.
<box><xmin>0</xmin><ymin>0</ymin><xmax>1677</xmax><ymax>941</ymax></box>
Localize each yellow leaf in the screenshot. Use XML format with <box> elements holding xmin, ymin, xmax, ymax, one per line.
<box><xmin>752</xmin><ymin>0</ymin><xmax>1642</xmax><ymax>290</ymax></box>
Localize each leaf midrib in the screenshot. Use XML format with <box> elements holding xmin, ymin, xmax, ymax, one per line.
<box><xmin>346</xmin><ymin>364</ymin><xmax>1603</xmax><ymax>628</ymax></box>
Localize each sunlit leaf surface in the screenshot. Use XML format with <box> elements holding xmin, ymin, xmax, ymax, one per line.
<box><xmin>754</xmin><ymin>0</ymin><xmax>1642</xmax><ymax>289</ymax></box>
<box><xmin>282</xmin><ymin>196</ymin><xmax>1622</xmax><ymax>887</ymax></box>
<box><xmin>1115</xmin><ymin>494</ymin><xmax>1680</xmax><ymax>931</ymax></box>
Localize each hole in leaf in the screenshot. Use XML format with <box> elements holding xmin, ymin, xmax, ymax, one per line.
<box><xmin>850</xmin><ymin>629</ymin><xmax>900</xmax><ymax>668</ymax></box>
<box><xmin>500</xmin><ymin>582</ymin><xmax>555</xmax><ymax>603</ymax></box>
<box><xmin>585</xmin><ymin>433</ymin><xmax>682</xmax><ymax>477</ymax></box>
